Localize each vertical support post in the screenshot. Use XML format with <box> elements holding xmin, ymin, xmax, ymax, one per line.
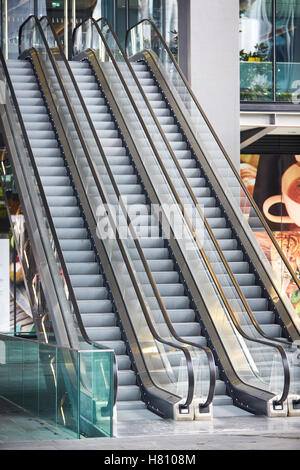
<box><xmin>125</xmin><ymin>0</ymin><xmax>129</xmax><ymax>34</ymax></box>
<box><xmin>64</xmin><ymin>0</ymin><xmax>68</xmax><ymax>59</ymax></box>
<box><xmin>112</xmin><ymin>0</ymin><xmax>116</xmax><ymax>32</ymax></box>
<box><xmin>4</xmin><ymin>0</ymin><xmax>8</xmax><ymax>60</ymax></box>
<box><xmin>72</xmin><ymin>0</ymin><xmax>76</xmax><ymax>33</ymax></box>
<box><xmin>177</xmin><ymin>0</ymin><xmax>191</xmax><ymax>81</ymax></box>
<box><xmin>13</xmin><ymin>243</ymin><xmax>16</xmax><ymax>335</ymax></box>
<box><xmin>273</xmin><ymin>0</ymin><xmax>277</xmax><ymax>102</ymax></box>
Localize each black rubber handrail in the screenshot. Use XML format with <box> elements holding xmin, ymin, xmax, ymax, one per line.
<box><xmin>125</xmin><ymin>18</ymin><xmax>300</xmax><ymax>336</ymax></box>
<box><xmin>20</xmin><ymin>14</ymin><xmax>196</xmax><ymax>412</ymax></box>
<box><xmin>73</xmin><ymin>17</ymin><xmax>292</xmax><ymax>407</ymax></box>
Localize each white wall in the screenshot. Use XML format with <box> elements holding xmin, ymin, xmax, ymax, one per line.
<box><xmin>178</xmin><ymin>0</ymin><xmax>240</xmax><ymax>169</ymax></box>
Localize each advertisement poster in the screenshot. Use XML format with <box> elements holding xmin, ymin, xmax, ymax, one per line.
<box><xmin>240</xmin><ymin>154</ymin><xmax>300</xmax><ymax>315</ymax></box>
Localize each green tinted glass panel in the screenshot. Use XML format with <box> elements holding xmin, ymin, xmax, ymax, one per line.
<box><xmin>240</xmin><ymin>0</ymin><xmax>274</xmax><ymax>101</ymax></box>
<box><xmin>0</xmin><ymin>334</ymin><xmax>114</xmax><ymax>439</ymax></box>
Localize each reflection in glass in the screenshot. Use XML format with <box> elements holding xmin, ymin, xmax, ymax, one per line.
<box><xmin>239</xmin><ymin>0</ymin><xmax>273</xmax><ymax>101</ymax></box>
<box><xmin>276</xmin><ymin>1</ymin><xmax>300</xmax><ymax>102</ymax></box>
<box><xmin>91</xmin><ymin>0</ymin><xmax>177</xmax><ymax>51</ymax></box>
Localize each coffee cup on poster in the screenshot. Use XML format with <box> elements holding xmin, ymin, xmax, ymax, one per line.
<box><xmin>263</xmin><ymin>163</ymin><xmax>300</xmax><ymax>228</ymax></box>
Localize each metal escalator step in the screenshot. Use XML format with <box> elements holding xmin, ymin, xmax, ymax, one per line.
<box><xmin>261</xmin><ymin>324</ymin><xmax>282</xmax><ymax>337</ymax></box>
<box><xmin>162</xmin><ymin>296</ymin><xmax>190</xmax><ymax>309</ymax></box>
<box><xmin>11</xmin><ymin>60</ymin><xmax>149</xmax><ymax>417</ymax></box>
<box><xmin>66</xmin><ymin>263</ymin><xmax>99</xmax><ymax>275</ymax></box>
<box><xmin>116</xmin><ymin>355</ymin><xmax>132</xmax><ymax>371</ymax></box>
<box><xmin>227</xmin><ymin>261</ymin><xmax>250</xmax><ymax>273</ymax></box>
<box><xmin>40</xmin><ymin>176</ymin><xmax>70</xmax><ymax>186</ymax></box>
<box><xmin>222</xmin><ymin>250</ymin><xmax>244</xmax><ymax>262</ymax></box>
<box><xmin>204</xmin><ymin>238</ymin><xmax>237</xmax><ymax>250</ymax></box>
<box><xmin>157</xmin><ymin>283</ymin><xmax>184</xmax><ymax>296</ymax></box>
<box><xmin>74</xmin><ymin>286</ymin><xmax>107</xmax><ymax>300</ymax></box>
<box><xmin>19</xmin><ymin>105</ymin><xmax>47</xmax><ymax>114</ymax></box>
<box><xmin>152</xmin><ymin>272</ymin><xmax>179</xmax><ymax>284</ymax></box>
<box><xmin>69</xmin><ymin>274</ymin><xmax>103</xmax><ymax>287</ymax></box>
<box><xmin>81</xmin><ymin>313</ymin><xmax>116</xmax><ymax>327</ymax></box>
<box><xmin>117</xmin><ymin>385</ymin><xmax>141</xmax><ymax>402</ymax></box>
<box><xmin>172</xmin><ymin>322</ymin><xmax>201</xmax><ymax>337</ymax></box>
<box><xmin>116</xmin><ymin>400</ymin><xmax>146</xmax><ymax>410</ymax></box>
<box><xmin>246</xmin><ymin>298</ymin><xmax>268</xmax><ymax>311</ymax></box>
<box><xmin>240</xmin><ymin>285</ymin><xmax>262</xmax><ymax>298</ymax></box>
<box><xmin>44</xmin><ymin>186</ymin><xmax>74</xmax><ymax>197</ymax></box>
<box><xmin>38</xmin><ymin>164</ymin><xmax>66</xmax><ymax>175</ymax></box>
<box><xmin>53</xmin><ymin>217</ymin><xmax>84</xmax><ymax>228</ymax></box>
<box><xmin>17</xmin><ymin>98</ymin><xmax>44</xmax><ymax>106</ymax></box>
<box><xmin>56</xmin><ymin>228</ymin><xmax>88</xmax><ymax>239</ymax></box>
<box><xmin>211</xmin><ymin>228</ymin><xmax>232</xmax><ymax>239</ymax></box>
<box><xmin>77</xmin><ymin>299</ymin><xmax>113</xmax><ymax>313</ymax></box>
<box><xmin>251</xmin><ymin>311</ymin><xmax>275</xmax><ymax>324</ymax></box>
<box><xmin>32</xmin><ymin>148</ymin><xmax>61</xmax><ymax>158</ymax></box>
<box><xmin>167</xmin><ymin>309</ymin><xmax>196</xmax><ymax>323</ymax></box>
<box><xmin>139</xmin><ymin>237</ymin><xmax>164</xmax><ymax>248</ymax></box>
<box><xmin>49</xmin><ymin>206</ymin><xmax>80</xmax><ymax>218</ymax></box>
<box><xmin>204</xmin><ymin>217</ymin><xmax>227</xmax><ymax>228</ymax></box>
<box><xmin>117</xmin><ymin>370</ymin><xmax>137</xmax><ymax>386</ymax></box>
<box><xmin>62</xmin><ymin>251</ymin><xmax>95</xmax><ymax>263</ymax></box>
<box><xmin>212</xmin><ymin>395</ymin><xmax>233</xmax><ymax>406</ymax></box>
<box><xmin>59</xmin><ymin>239</ymin><xmax>91</xmax><ymax>251</ymax></box>
<box><xmin>147</xmin><ymin>259</ymin><xmax>174</xmax><ymax>271</ymax></box>
<box><xmin>234</xmin><ymin>273</ymin><xmax>256</xmax><ymax>286</ymax></box>
<box><xmin>12</xmin><ymin>82</ymin><xmax>39</xmax><ymax>91</ymax></box>
<box><xmin>27</xmin><ymin>130</ymin><xmax>55</xmax><ymax>140</ymax></box>
<box><xmin>22</xmin><ymin>113</ymin><xmax>50</xmax><ymax>122</ymax></box>
<box><xmin>47</xmin><ymin>196</ymin><xmax>77</xmax><ymax>206</ymax></box>
<box><xmin>97</xmin><ymin>340</ymin><xmax>126</xmax><ymax>355</ymax></box>
<box><xmin>85</xmin><ymin>326</ymin><xmax>121</xmax><ymax>341</ymax></box>
<box><xmin>183</xmin><ymin>168</ymin><xmax>202</xmax><ymax>178</ymax></box>
<box><xmin>25</xmin><ymin>121</ymin><xmax>53</xmax><ymax>130</ymax></box>
<box><xmin>180</xmin><ymin>335</ymin><xmax>207</xmax><ymax>347</ymax></box>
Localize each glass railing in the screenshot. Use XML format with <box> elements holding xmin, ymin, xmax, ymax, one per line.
<box><xmin>18</xmin><ymin>15</ymin><xmax>205</xmax><ymax>417</ymax></box>
<box><xmin>240</xmin><ymin>61</ymin><xmax>273</xmax><ymax>101</ymax></box>
<box><xmin>125</xmin><ymin>19</ymin><xmax>300</xmax><ymax>342</ymax></box>
<box><xmin>72</xmin><ymin>17</ymin><xmax>293</xmax><ymax>413</ymax></box>
<box><xmin>240</xmin><ymin>61</ymin><xmax>300</xmax><ymax>102</ymax></box>
<box><xmin>0</xmin><ymin>333</ymin><xmax>114</xmax><ymax>438</ymax></box>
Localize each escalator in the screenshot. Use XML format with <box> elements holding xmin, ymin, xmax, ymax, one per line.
<box><xmin>124</xmin><ymin>19</ymin><xmax>300</xmax><ymax>347</ymax></box>
<box><xmin>5</xmin><ymin>58</ymin><xmax>151</xmax><ymax>419</ymax></box>
<box><xmin>0</xmin><ymin>13</ymin><xmax>296</xmax><ymax>428</ymax></box>
<box><xmin>131</xmin><ymin>59</ymin><xmax>282</xmax><ymax>341</ymax></box>
<box><xmin>69</xmin><ymin>18</ymin><xmax>295</xmax><ymax>417</ymax></box>
<box><xmin>67</xmin><ymin>59</ymin><xmax>242</xmax><ymax>417</ymax></box>
<box><xmin>123</xmin><ymin>19</ymin><xmax>300</xmax><ymax>411</ymax></box>
<box><xmin>0</xmin><ymin>15</ymin><xmax>219</xmax><ymax>428</ymax></box>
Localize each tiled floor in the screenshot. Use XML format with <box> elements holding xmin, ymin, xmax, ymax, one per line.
<box><xmin>0</xmin><ymin>397</ymin><xmax>300</xmax><ymax>450</ymax></box>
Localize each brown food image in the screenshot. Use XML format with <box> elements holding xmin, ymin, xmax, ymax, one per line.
<box><xmin>240</xmin><ymin>162</ymin><xmax>257</xmax><ymax>196</ymax></box>
<box><xmin>270</xmin><ymin>232</ymin><xmax>300</xmax><ymax>306</ymax></box>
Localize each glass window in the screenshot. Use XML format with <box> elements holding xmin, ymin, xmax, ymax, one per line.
<box><xmin>276</xmin><ymin>1</ymin><xmax>300</xmax><ymax>102</ymax></box>
<box><xmin>239</xmin><ymin>0</ymin><xmax>273</xmax><ymax>101</ymax></box>
<box><xmin>128</xmin><ymin>0</ymin><xmax>178</xmax><ymax>55</ymax></box>
<box><xmin>89</xmin><ymin>0</ymin><xmax>178</xmax><ymax>52</ymax></box>
<box><xmin>4</xmin><ymin>0</ymin><xmax>35</xmax><ymax>58</ymax></box>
